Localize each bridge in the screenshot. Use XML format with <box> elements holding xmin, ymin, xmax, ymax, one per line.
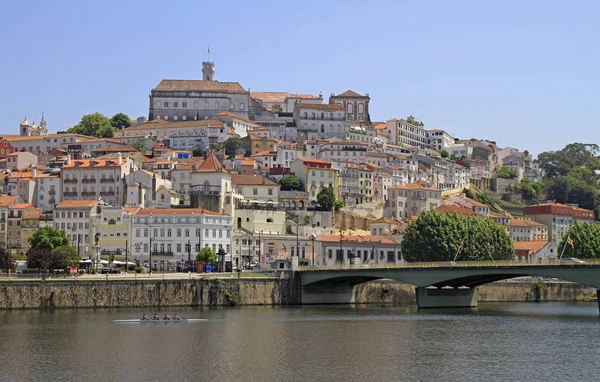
<box><xmin>290</xmin><ymin>261</ymin><xmax>600</xmax><ymax>311</ymax></box>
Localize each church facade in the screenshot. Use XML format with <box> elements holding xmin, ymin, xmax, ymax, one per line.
<box><xmin>20</xmin><ymin>115</ymin><xmax>48</xmax><ymax>137</ymax></box>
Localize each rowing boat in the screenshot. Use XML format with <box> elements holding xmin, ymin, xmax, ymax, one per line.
<box><xmin>113</xmin><ymin>319</ymin><xmax>206</xmax><ymax>323</ymax></box>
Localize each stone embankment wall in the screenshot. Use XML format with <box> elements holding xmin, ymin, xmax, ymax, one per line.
<box><xmin>0</xmin><ymin>279</ymin><xmax>291</xmax><ymax>310</ymax></box>
<box><xmin>353</xmin><ymin>281</ymin><xmax>597</xmax><ymax>304</ymax></box>
<box><xmin>0</xmin><ymin>279</ymin><xmax>595</xmax><ymax>310</ymax></box>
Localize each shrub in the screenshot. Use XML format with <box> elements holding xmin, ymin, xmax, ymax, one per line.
<box><xmin>134</xmin><ymin>267</ymin><xmax>143</xmax><ymax>274</ymax></box>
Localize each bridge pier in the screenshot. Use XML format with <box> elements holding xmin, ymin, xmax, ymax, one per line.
<box><xmin>416</xmin><ymin>287</ymin><xmax>479</xmax><ymax>309</ymax></box>
<box><xmin>299</xmin><ymin>283</ymin><xmax>356</xmax><ymax>304</ymax></box>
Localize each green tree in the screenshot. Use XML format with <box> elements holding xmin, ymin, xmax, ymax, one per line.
<box><xmin>223</xmin><ymin>137</ymin><xmax>240</xmax><ymax>157</ymax></box>
<box><xmin>303</xmin><ymin>214</ymin><xmax>312</xmax><ymax>226</ymax></box>
<box><xmin>497</xmin><ymin>166</ymin><xmax>517</xmax><ymax>179</ymax></box>
<box><xmin>558</xmin><ymin>223</ymin><xmax>600</xmax><ymax>259</ymax></box>
<box><xmin>0</xmin><ymin>248</ymin><xmax>14</xmax><ymax>270</ymax></box>
<box><xmin>28</xmin><ymin>226</ymin><xmax>69</xmax><ymax>252</ymax></box>
<box><xmin>516</xmin><ymin>178</ymin><xmax>544</xmax><ymax>201</ymax></box>
<box><xmin>440</xmin><ymin>150</ymin><xmax>449</xmax><ymax>158</ymax></box>
<box><xmin>401</xmin><ymin>210</ymin><xmax>514</xmax><ymax>262</ymax></box>
<box><xmin>66</xmin><ymin>113</ymin><xmax>115</xmax><ymax>138</ymax></box>
<box><xmin>538</xmin><ymin>143</ymin><xmax>600</xmax><ymax>178</ymax></box>
<box><xmin>333</xmin><ymin>200</ymin><xmax>344</xmax><ymax>212</ymax></box>
<box><xmin>129</xmin><ymin>139</ymin><xmax>147</xmax><ymax>152</ymax></box>
<box><xmin>406</xmin><ymin>115</ymin><xmax>422</xmax><ymax>126</ymax></box>
<box><xmin>192</xmin><ymin>146</ymin><xmax>206</xmax><ymax>157</ymax></box>
<box><xmin>316</xmin><ymin>187</ymin><xmax>335</xmax><ymax>211</ymax></box>
<box><xmin>196</xmin><ymin>247</ymin><xmax>216</xmax><ymax>263</ymax></box>
<box><xmin>51</xmin><ymin>246</ymin><xmax>81</xmax><ymax>268</ymax></box>
<box><xmin>110</xmin><ymin>112</ymin><xmax>132</xmax><ymax>129</ymax></box>
<box><xmin>108</xmin><ymin>253</ymin><xmax>115</xmax><ymax>265</ymax></box>
<box><xmin>272</xmin><ymin>104</ymin><xmax>282</xmax><ymax>113</ymax></box>
<box><xmin>278</xmin><ymin>175</ymin><xmax>303</xmax><ymax>191</ymax></box>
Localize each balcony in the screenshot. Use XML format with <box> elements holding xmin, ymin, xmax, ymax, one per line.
<box><xmin>49</xmin><ymin>199</ymin><xmax>56</xmax><ymax>204</ymax></box>
<box><xmin>64</xmin><ymin>179</ymin><xmax>78</xmax><ymax>184</ymax></box>
<box><xmin>49</xmin><ymin>190</ymin><xmax>56</xmax><ymax>195</ymax></box>
<box><xmin>100</xmin><ymin>178</ymin><xmax>116</xmax><ymax>183</ymax></box>
<box><xmin>189</xmin><ymin>185</ymin><xmax>221</xmax><ymax>196</ymax></box>
<box><xmin>150</xmin><ymin>250</ymin><xmax>174</xmax><ymax>257</ymax></box>
<box><xmin>82</xmin><ymin>191</ymin><xmax>96</xmax><ymax>197</ymax></box>
<box><xmin>7</xmin><ymin>243</ymin><xmax>21</xmax><ymax>249</ymax></box>
<box><xmin>340</xmin><ymin>146</ymin><xmax>368</xmax><ymax>152</ymax></box>
<box><xmin>100</xmin><ymin>250</ymin><xmax>122</xmax><ymax>257</ymax></box>
<box><xmin>100</xmin><ymin>191</ymin><xmax>116</xmax><ymax>196</ymax></box>
<box><xmin>64</xmin><ymin>192</ymin><xmax>78</xmax><ymax>197</ymax></box>
<box><xmin>81</xmin><ymin>178</ymin><xmax>97</xmax><ymax>183</ymax></box>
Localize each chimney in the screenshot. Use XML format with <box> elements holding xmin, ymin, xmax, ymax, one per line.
<box><xmin>66</xmin><ymin>154</ymin><xmax>71</xmax><ymax>165</ymax></box>
<box><xmin>32</xmin><ymin>167</ymin><xmax>37</xmax><ymax>179</ymax></box>
<box><xmin>117</xmin><ymin>152</ymin><xmax>123</xmax><ymax>164</ymax></box>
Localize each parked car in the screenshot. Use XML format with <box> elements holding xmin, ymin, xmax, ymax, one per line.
<box><xmin>559</xmin><ymin>257</ymin><xmax>586</xmax><ymax>265</ymax></box>
<box><xmin>100</xmin><ymin>268</ymin><xmax>120</xmax><ymax>274</ymax></box>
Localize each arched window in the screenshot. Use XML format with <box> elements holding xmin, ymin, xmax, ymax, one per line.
<box><xmin>321</xmin><ymin>124</ymin><xmax>325</xmax><ymax>133</ymax></box>
<box><xmin>358</xmin><ymin>103</ymin><xmax>364</xmax><ymax>114</ymax></box>
<box><xmin>347</xmin><ymin>103</ymin><xmax>353</xmax><ymax>114</ymax></box>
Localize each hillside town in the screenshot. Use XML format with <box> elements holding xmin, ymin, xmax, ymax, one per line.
<box><xmin>0</xmin><ymin>58</ymin><xmax>594</xmax><ymax>272</ymax></box>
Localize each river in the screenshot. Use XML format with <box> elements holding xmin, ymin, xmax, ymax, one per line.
<box><xmin>0</xmin><ymin>302</ymin><xmax>598</xmax><ymax>382</ymax></box>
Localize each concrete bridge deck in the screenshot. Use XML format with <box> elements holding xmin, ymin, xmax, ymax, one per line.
<box><xmin>291</xmin><ymin>261</ymin><xmax>600</xmax><ymax>311</ymax></box>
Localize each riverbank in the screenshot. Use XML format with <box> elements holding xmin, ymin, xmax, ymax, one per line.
<box><xmin>0</xmin><ymin>278</ymin><xmax>596</xmax><ymax>309</ymax></box>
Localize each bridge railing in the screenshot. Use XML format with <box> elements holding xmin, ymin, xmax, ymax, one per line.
<box><xmin>296</xmin><ymin>258</ymin><xmax>600</xmax><ymax>271</ymax></box>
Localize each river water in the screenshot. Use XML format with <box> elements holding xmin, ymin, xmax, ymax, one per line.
<box><xmin>0</xmin><ymin>302</ymin><xmax>598</xmax><ymax>382</ymax></box>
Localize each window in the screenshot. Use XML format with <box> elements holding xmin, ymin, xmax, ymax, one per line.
<box><xmin>182</xmin><ymin>101</ymin><xmax>187</xmax><ymax>108</ymax></box>
<box><xmin>229</xmin><ymin>103</ymin><xmax>235</xmax><ymax>110</ymax></box>
<box><xmin>185</xmin><ymin>229</ymin><xmax>189</xmax><ymax>237</ymax></box>
<box><xmin>177</xmin><ymin>244</ymin><xmax>182</xmax><ymax>252</ymax></box>
<box><xmin>253</xmin><ymin>188</ymin><xmax>258</xmax><ymax>195</ymax></box>
<box><xmin>240</xmin><ymin>103</ymin><xmax>245</xmax><ymax>110</ymax></box>
<box><xmin>164</xmin><ymin>101</ymin><xmax>169</xmax><ymax>107</ymax></box>
<box><xmin>204</xmin><ymin>101</ymin><xmax>209</xmax><ymax>109</ymax></box>
<box><xmin>268</xmin><ymin>188</ymin><xmax>273</xmax><ymax>196</ymax></box>
<box><xmin>215</xmin><ymin>101</ymin><xmax>220</xmax><ymax>108</ymax></box>
<box><xmin>212</xmin><ymin>229</ymin><xmax>216</xmax><ymax>238</ymax></box>
<box><xmin>174</xmin><ymin>101</ymin><xmax>178</xmax><ymax>108</ymax></box>
<box><xmin>177</xmin><ymin>228</ymin><xmax>181</xmax><ymax>237</ymax></box>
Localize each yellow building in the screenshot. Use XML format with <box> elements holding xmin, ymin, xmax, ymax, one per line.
<box><xmin>7</xmin><ymin>203</ymin><xmax>40</xmax><ymax>255</ymax></box>
<box><xmin>290</xmin><ymin>158</ymin><xmax>339</xmax><ymax>202</ymax></box>
<box><xmin>92</xmin><ymin>205</ymin><xmax>134</xmax><ymax>261</ymax></box>
<box><xmin>21</xmin><ymin>214</ymin><xmax>53</xmax><ymax>254</ymax></box>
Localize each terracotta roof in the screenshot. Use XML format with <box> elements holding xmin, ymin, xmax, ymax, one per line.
<box><xmin>5</xmin><ymin>133</ymin><xmax>91</xmax><ymax>142</ymax></box>
<box><xmin>371</xmin><ymin>217</ymin><xmax>400</xmax><ymax>225</ymax></box>
<box><xmin>133</xmin><ymin>208</ymin><xmax>225</xmax><ymax>216</ymax></box>
<box><xmin>140</xmin><ymin>169</ymin><xmax>163</xmax><ymax>179</ymax></box>
<box><xmin>62</xmin><ymin>159</ymin><xmax>125</xmax><ymax>169</ymax></box>
<box><xmin>9</xmin><ymin>203</ymin><xmax>34</xmax><ymax>210</ymax></box>
<box><xmin>79</xmin><ymin>138</ymin><xmax>121</xmax><ymax>144</ymax></box>
<box><xmin>231</xmin><ymin>174</ymin><xmax>277</xmax><ymax>186</ymax></box>
<box><xmin>250</xmin><ymin>92</ymin><xmax>320</xmax><ymax>103</ymax></box>
<box><xmin>513</xmin><ymin>240</ymin><xmax>550</xmax><ymax>253</ymax></box>
<box><xmin>489</xmin><ymin>211</ymin><xmax>509</xmax><ymax>219</ymax></box>
<box><xmin>374</xmin><ymin>123</ymin><xmax>387</xmax><ymax>130</ymax></box>
<box><xmin>296</xmin><ymin>157</ymin><xmax>333</xmax><ymax>166</ymax></box>
<box><xmin>156</xmin><ymin>185</ymin><xmax>178</xmax><ymax>195</ymax></box>
<box><xmin>92</xmin><ymin>145</ymin><xmax>138</xmax><ymax>152</ymax></box>
<box><xmin>463</xmin><ymin>196</ymin><xmax>488</xmax><ymax>208</ymax></box>
<box><xmin>195</xmin><ymin>151</ymin><xmax>226</xmax><ymax>173</ymax></box>
<box><xmin>510</xmin><ymin>219</ymin><xmax>546</xmax><ymax>228</ymax></box>
<box><xmin>153</xmin><ymin>79</ymin><xmax>247</xmax><ymax>93</ymax></box>
<box><xmin>333</xmin><ymin>90</ymin><xmax>363</xmax><ymax>97</ymax></box>
<box><xmin>427</xmin><ymin>129</ymin><xmax>446</xmax><ymax>133</ymax></box>
<box><xmin>321</xmin><ymin>141</ymin><xmax>368</xmax><ymax>146</ymax></box>
<box><xmin>56</xmin><ymin>200</ymin><xmax>99</xmax><ymax>208</ymax></box>
<box><xmin>121</xmin><ymin>119</ymin><xmax>224</xmax><ymax>132</ymax></box>
<box><xmin>213</xmin><ymin>111</ymin><xmax>257</xmax><ymax>124</ymax></box>
<box><xmin>294</xmin><ymin>103</ymin><xmax>344</xmax><ymax>111</ymax></box>
<box><xmin>436</xmin><ymin>204</ymin><xmax>478</xmax><ymax>216</ymax></box>
<box><xmin>317</xmin><ymin>234</ymin><xmax>397</xmax><ymax>244</ymax></box>
<box><xmin>389</xmin><ymin>182</ymin><xmax>439</xmax><ymax>191</ymax></box>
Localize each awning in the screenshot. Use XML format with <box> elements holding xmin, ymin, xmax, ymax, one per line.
<box><xmin>79</xmin><ymin>259</ymin><xmax>92</xmax><ymax>263</ymax></box>
<box><xmin>100</xmin><ymin>260</ymin><xmax>109</xmax><ymax>265</ymax></box>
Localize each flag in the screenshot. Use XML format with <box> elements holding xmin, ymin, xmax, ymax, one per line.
<box><xmin>282</xmin><ymin>243</ymin><xmax>286</xmax><ymax>252</ymax></box>
<box><xmin>567</xmin><ymin>236</ymin><xmax>574</xmax><ymax>248</ymax></box>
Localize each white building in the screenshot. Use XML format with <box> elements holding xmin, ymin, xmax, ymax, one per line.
<box><xmin>130</xmin><ymin>208</ymin><xmax>233</xmax><ymax>270</ymax></box>
<box><xmin>7</xmin><ymin>133</ymin><xmax>91</xmax><ymax>155</ymax></box>
<box><xmin>6</xmin><ymin>152</ymin><xmax>38</xmax><ymax>171</ymax></box>
<box><xmin>61</xmin><ymin>153</ymin><xmax>135</xmax><ymax>207</ymax></box>
<box><xmin>294</xmin><ymin>104</ymin><xmax>346</xmax><ymax>141</ymax></box>
<box><xmin>54</xmin><ymin>200</ymin><xmax>99</xmax><ymax>260</ymax></box>
<box><xmin>317</xmin><ymin>141</ymin><xmax>368</xmax><ymax>163</ymax></box>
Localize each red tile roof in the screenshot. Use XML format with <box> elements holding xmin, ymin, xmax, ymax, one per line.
<box><xmin>333</xmin><ymin>89</ymin><xmax>363</xmax><ymax>97</ymax></box>
<box><xmin>231</xmin><ymin>174</ymin><xmax>277</xmax><ymax>186</ymax></box>
<box><xmin>57</xmin><ymin>200</ymin><xmax>99</xmax><ymax>208</ymax></box>
<box><xmin>154</xmin><ymin>79</ymin><xmax>246</xmax><ymax>93</ymax></box>
<box><xmin>317</xmin><ymin>234</ymin><xmax>397</xmax><ymax>244</ymax></box>
<box><xmin>133</xmin><ymin>208</ymin><xmax>225</xmax><ymax>216</ymax></box>
<box><xmin>294</xmin><ymin>103</ymin><xmax>344</xmax><ymax>111</ymax></box>
<box><xmin>510</xmin><ymin>219</ymin><xmax>546</xmax><ymax>228</ymax></box>
<box><xmin>513</xmin><ymin>240</ymin><xmax>550</xmax><ymax>253</ymax></box>
<box><xmin>436</xmin><ymin>204</ymin><xmax>478</xmax><ymax>216</ymax></box>
<box><xmin>195</xmin><ymin>151</ymin><xmax>226</xmax><ymax>173</ymax></box>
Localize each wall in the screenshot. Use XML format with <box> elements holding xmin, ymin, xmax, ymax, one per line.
<box><xmin>352</xmin><ymin>280</ymin><xmax>597</xmax><ymax>304</ymax></box>
<box><xmin>0</xmin><ymin>278</ymin><xmax>291</xmax><ymax>310</ymax></box>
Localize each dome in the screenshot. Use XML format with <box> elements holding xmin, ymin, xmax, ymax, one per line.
<box><xmin>20</xmin><ymin>117</ymin><xmax>30</xmax><ymax>126</ymax></box>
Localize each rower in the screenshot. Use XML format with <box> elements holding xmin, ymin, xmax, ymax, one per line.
<box><xmin>173</xmin><ymin>313</ymin><xmax>181</xmax><ymax>320</ymax></box>
<box><xmin>142</xmin><ymin>314</ymin><xmax>149</xmax><ymax>321</ymax></box>
<box><xmin>152</xmin><ymin>313</ymin><xmax>159</xmax><ymax>321</ymax></box>
<box><xmin>163</xmin><ymin>313</ymin><xmax>171</xmax><ymax>321</ymax></box>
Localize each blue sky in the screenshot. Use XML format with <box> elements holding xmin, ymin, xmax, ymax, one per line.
<box><xmin>1</xmin><ymin>0</ymin><xmax>598</xmax><ymax>156</ymax></box>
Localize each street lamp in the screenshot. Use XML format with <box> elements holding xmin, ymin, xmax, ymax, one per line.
<box><xmin>311</xmin><ymin>233</ymin><xmax>316</xmax><ymax>266</ymax></box>
<box><xmin>258</xmin><ymin>230</ymin><xmax>262</xmax><ymax>267</ymax></box>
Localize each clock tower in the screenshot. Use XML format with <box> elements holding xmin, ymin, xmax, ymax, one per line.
<box><xmin>202</xmin><ymin>61</ymin><xmax>215</xmax><ymax>81</ymax></box>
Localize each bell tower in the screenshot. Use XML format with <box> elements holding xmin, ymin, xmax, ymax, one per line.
<box><xmin>202</xmin><ymin>47</ymin><xmax>215</xmax><ymax>81</ymax></box>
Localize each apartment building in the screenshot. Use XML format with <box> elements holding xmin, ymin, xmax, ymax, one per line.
<box><xmin>524</xmin><ymin>203</ymin><xmax>595</xmax><ymax>245</ymax></box>
<box><xmin>385</xmin><ymin>183</ymin><xmax>442</xmax><ymax>220</ymax></box>
<box><xmin>54</xmin><ymin>200</ymin><xmax>99</xmax><ymax>260</ymax></box>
